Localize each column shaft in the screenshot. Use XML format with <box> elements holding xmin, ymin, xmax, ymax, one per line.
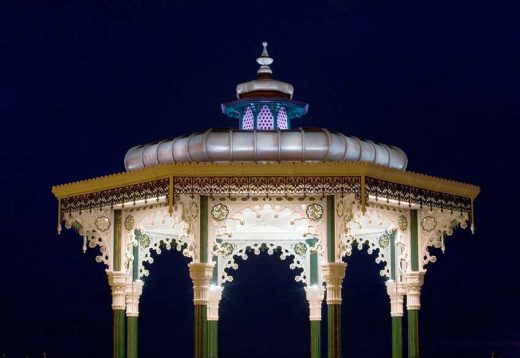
<box><xmin>310</xmin><ymin>321</ymin><xmax>321</xmax><ymax>358</ymax></box>
<box><xmin>327</xmin><ymin>305</ymin><xmax>341</xmax><ymax>358</ymax></box>
<box><xmin>113</xmin><ymin>309</ymin><xmax>126</xmax><ymax>358</ymax></box>
<box><xmin>194</xmin><ymin>305</ymin><xmax>207</xmax><ymax>358</ymax></box>
<box><xmin>207</xmin><ymin>320</ymin><xmax>218</xmax><ymax>358</ymax></box>
<box><xmin>407</xmin><ymin>310</ymin><xmax>419</xmax><ymax>358</ymax></box>
<box><xmin>127</xmin><ymin>316</ymin><xmax>138</xmax><ymax>358</ymax></box>
<box><xmin>392</xmin><ymin>317</ymin><xmax>403</xmax><ymax>358</ymax></box>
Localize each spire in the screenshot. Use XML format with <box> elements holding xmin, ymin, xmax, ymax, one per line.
<box><xmin>256</xmin><ymin>41</ymin><xmax>273</xmax><ymax>76</ymax></box>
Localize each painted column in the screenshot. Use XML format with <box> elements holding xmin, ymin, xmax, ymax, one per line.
<box><xmin>323</xmin><ymin>263</ymin><xmax>346</xmax><ymax>358</ymax></box>
<box><xmin>324</xmin><ymin>195</ymin><xmax>346</xmax><ymax>358</ymax></box>
<box><xmin>109</xmin><ymin>210</ymin><xmax>126</xmax><ymax>358</ymax></box>
<box><xmin>189</xmin><ymin>262</ymin><xmax>214</xmax><ymax>358</ymax></box>
<box><xmin>126</xmin><ymin>280</ymin><xmax>143</xmax><ymax>358</ymax></box>
<box><xmin>108</xmin><ymin>271</ymin><xmax>127</xmax><ymax>358</ymax></box>
<box><xmin>305</xmin><ymin>286</ymin><xmax>324</xmax><ymax>358</ymax></box>
<box><xmin>386</xmin><ymin>280</ymin><xmax>405</xmax><ymax>358</ymax></box>
<box><xmin>406</xmin><ymin>210</ymin><xmax>425</xmax><ymax>358</ymax></box>
<box><xmin>405</xmin><ymin>272</ymin><xmax>424</xmax><ymax>358</ymax></box>
<box><xmin>207</xmin><ymin>285</ymin><xmax>223</xmax><ymax>358</ymax></box>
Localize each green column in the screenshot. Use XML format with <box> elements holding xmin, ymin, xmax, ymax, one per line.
<box><xmin>310</xmin><ymin>321</ymin><xmax>321</xmax><ymax>358</ymax></box>
<box><xmin>408</xmin><ymin>210</ymin><xmax>420</xmax><ymax>358</ymax></box>
<box><xmin>113</xmin><ymin>309</ymin><xmax>126</xmax><ymax>358</ymax></box>
<box><xmin>392</xmin><ymin>317</ymin><xmax>403</xmax><ymax>358</ymax></box>
<box><xmin>326</xmin><ymin>195</ymin><xmax>342</xmax><ymax>358</ymax></box>
<box><xmin>207</xmin><ymin>320</ymin><xmax>218</xmax><ymax>358</ymax></box>
<box><xmin>194</xmin><ymin>305</ymin><xmax>207</xmax><ymax>358</ymax></box>
<box><xmin>327</xmin><ymin>304</ymin><xmax>341</xmax><ymax>358</ymax></box>
<box><xmin>127</xmin><ymin>317</ymin><xmax>138</xmax><ymax>358</ymax></box>
<box><xmin>408</xmin><ymin>310</ymin><xmax>419</xmax><ymax>358</ymax></box>
<box><xmin>127</xmin><ymin>239</ymin><xmax>140</xmax><ymax>358</ymax></box>
<box><xmin>112</xmin><ymin>210</ymin><xmax>125</xmax><ymax>358</ymax></box>
<box><xmin>193</xmin><ymin>196</ymin><xmax>210</xmax><ymax>358</ymax></box>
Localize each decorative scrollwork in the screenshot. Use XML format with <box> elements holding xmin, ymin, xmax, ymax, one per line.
<box><xmin>419</xmin><ymin>209</ymin><xmax>468</xmax><ymax>268</ymax></box>
<box><xmin>63</xmin><ymin>209</ymin><xmax>112</xmax><ymax>268</ymax></box>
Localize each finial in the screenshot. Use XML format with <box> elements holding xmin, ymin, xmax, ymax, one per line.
<box><xmin>257</xmin><ymin>41</ymin><xmax>273</xmax><ymax>75</ymax></box>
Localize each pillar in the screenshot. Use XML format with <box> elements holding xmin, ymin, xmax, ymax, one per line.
<box><xmin>189</xmin><ymin>262</ymin><xmax>214</xmax><ymax>358</ymax></box>
<box><xmin>386</xmin><ymin>280</ymin><xmax>406</xmax><ymax>358</ymax></box>
<box><xmin>323</xmin><ymin>262</ymin><xmax>346</xmax><ymax>358</ymax></box>
<box><xmin>109</xmin><ymin>209</ymin><xmax>126</xmax><ymax>358</ymax></box>
<box><xmin>305</xmin><ymin>286</ymin><xmax>324</xmax><ymax>358</ymax></box>
<box><xmin>126</xmin><ymin>280</ymin><xmax>144</xmax><ymax>358</ymax></box>
<box><xmin>108</xmin><ymin>271</ymin><xmax>127</xmax><ymax>358</ymax></box>
<box><xmin>207</xmin><ymin>285</ymin><xmax>223</xmax><ymax>358</ymax></box>
<box><xmin>405</xmin><ymin>272</ymin><xmax>424</xmax><ymax>358</ymax></box>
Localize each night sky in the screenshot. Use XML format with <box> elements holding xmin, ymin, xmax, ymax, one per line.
<box><xmin>1</xmin><ymin>0</ymin><xmax>519</xmax><ymax>357</ymax></box>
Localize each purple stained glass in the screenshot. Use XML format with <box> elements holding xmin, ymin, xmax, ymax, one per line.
<box><xmin>277</xmin><ymin>107</ymin><xmax>288</xmax><ymax>129</ymax></box>
<box><xmin>256</xmin><ymin>105</ymin><xmax>274</xmax><ymax>130</ymax></box>
<box><xmin>242</xmin><ymin>106</ymin><xmax>254</xmax><ymax>130</ymax></box>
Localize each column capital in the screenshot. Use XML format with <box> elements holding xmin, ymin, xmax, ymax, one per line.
<box><xmin>305</xmin><ymin>286</ymin><xmax>325</xmax><ymax>320</ymax></box>
<box><xmin>207</xmin><ymin>286</ymin><xmax>223</xmax><ymax>321</ymax></box>
<box><xmin>386</xmin><ymin>280</ymin><xmax>406</xmax><ymax>317</ymax></box>
<box><xmin>404</xmin><ymin>271</ymin><xmax>425</xmax><ymax>310</ymax></box>
<box><xmin>322</xmin><ymin>262</ymin><xmax>347</xmax><ymax>304</ymax></box>
<box><xmin>108</xmin><ymin>271</ymin><xmax>128</xmax><ymax>310</ymax></box>
<box><xmin>125</xmin><ymin>280</ymin><xmax>144</xmax><ymax>317</ymax></box>
<box><xmin>188</xmin><ymin>262</ymin><xmax>215</xmax><ymax>305</ymax></box>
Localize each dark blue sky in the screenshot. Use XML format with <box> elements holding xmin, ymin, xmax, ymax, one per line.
<box><xmin>1</xmin><ymin>0</ymin><xmax>519</xmax><ymax>357</ymax></box>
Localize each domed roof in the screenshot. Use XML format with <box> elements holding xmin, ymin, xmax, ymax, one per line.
<box><xmin>124</xmin><ymin>128</ymin><xmax>407</xmax><ymax>171</ymax></box>
<box><xmin>124</xmin><ymin>42</ymin><xmax>408</xmax><ymax>171</ymax></box>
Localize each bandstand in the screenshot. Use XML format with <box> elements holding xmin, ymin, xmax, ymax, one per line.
<box><xmin>52</xmin><ymin>43</ymin><xmax>480</xmax><ymax>358</ymax></box>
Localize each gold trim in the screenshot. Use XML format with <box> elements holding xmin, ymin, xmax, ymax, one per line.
<box><xmin>52</xmin><ymin>162</ymin><xmax>480</xmax><ymax>200</ymax></box>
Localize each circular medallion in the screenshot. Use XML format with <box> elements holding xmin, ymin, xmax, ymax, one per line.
<box><xmin>220</xmin><ymin>242</ymin><xmax>234</xmax><ymax>256</ymax></box>
<box><xmin>378</xmin><ymin>234</ymin><xmax>390</xmax><ymax>249</ymax></box>
<box><xmin>398</xmin><ymin>215</ymin><xmax>408</xmax><ymax>232</ymax></box>
<box><xmin>294</xmin><ymin>242</ymin><xmax>308</xmax><ymax>255</ymax></box>
<box><xmin>421</xmin><ymin>216</ymin><xmax>437</xmax><ymax>232</ymax></box>
<box><xmin>124</xmin><ymin>215</ymin><xmax>135</xmax><ymax>231</ymax></box>
<box><xmin>211</xmin><ymin>204</ymin><xmax>229</xmax><ymax>222</ymax></box>
<box><xmin>95</xmin><ymin>216</ymin><xmax>110</xmax><ymax>232</ymax></box>
<box><xmin>139</xmin><ymin>234</ymin><xmax>150</xmax><ymax>248</ymax></box>
<box><xmin>306</xmin><ymin>203</ymin><xmax>324</xmax><ymax>221</ymax></box>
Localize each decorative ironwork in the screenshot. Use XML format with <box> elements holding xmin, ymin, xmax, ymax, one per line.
<box><xmin>61</xmin><ymin>178</ymin><xmax>170</xmax><ymax>214</ymax></box>
<box><xmin>60</xmin><ymin>176</ymin><xmax>472</xmax><ymax>217</ymax></box>
<box><xmin>365</xmin><ymin>177</ymin><xmax>472</xmax><ymax>214</ymax></box>
<box><xmin>173</xmin><ymin>176</ymin><xmax>361</xmax><ymax>198</ymax></box>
